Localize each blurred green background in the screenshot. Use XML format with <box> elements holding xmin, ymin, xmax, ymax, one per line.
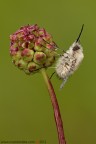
<box><xmin>0</xmin><ymin>0</ymin><xmax>96</xmax><ymax>143</ymax></box>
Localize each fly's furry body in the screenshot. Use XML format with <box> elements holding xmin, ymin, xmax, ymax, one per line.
<box><xmin>56</xmin><ymin>42</ymin><xmax>84</xmax><ymax>89</ymax></box>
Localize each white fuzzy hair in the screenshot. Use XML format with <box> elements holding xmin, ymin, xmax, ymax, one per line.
<box><xmin>56</xmin><ymin>41</ymin><xmax>84</xmax><ymax>89</ymax></box>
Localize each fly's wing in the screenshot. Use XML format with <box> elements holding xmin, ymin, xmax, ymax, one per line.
<box><xmin>60</xmin><ymin>76</ymin><xmax>69</xmax><ymax>89</ymax></box>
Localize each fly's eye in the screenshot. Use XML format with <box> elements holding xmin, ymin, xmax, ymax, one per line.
<box><xmin>73</xmin><ymin>45</ymin><xmax>80</xmax><ymax>51</ymax></box>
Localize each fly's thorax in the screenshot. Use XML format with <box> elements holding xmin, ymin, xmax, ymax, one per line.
<box><xmin>67</xmin><ymin>42</ymin><xmax>84</xmax><ymax>71</ymax></box>
<box><xmin>68</xmin><ymin>41</ymin><xmax>84</xmax><ymax>61</ymax></box>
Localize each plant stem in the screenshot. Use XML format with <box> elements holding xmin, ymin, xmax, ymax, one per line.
<box><xmin>41</xmin><ymin>68</ymin><xmax>66</xmax><ymax>144</ymax></box>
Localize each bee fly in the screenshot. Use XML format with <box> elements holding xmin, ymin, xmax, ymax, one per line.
<box><xmin>52</xmin><ymin>24</ymin><xmax>84</xmax><ymax>89</ymax></box>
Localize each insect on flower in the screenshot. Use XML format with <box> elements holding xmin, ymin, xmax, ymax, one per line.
<box><xmin>51</xmin><ymin>24</ymin><xmax>84</xmax><ymax>89</ymax></box>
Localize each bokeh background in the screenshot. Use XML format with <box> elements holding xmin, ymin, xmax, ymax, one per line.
<box><xmin>0</xmin><ymin>0</ymin><xmax>96</xmax><ymax>144</ymax></box>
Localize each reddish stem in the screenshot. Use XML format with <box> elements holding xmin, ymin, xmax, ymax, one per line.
<box><xmin>41</xmin><ymin>68</ymin><xmax>66</xmax><ymax>144</ymax></box>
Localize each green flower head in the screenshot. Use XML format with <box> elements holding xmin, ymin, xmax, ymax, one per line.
<box><xmin>10</xmin><ymin>24</ymin><xmax>57</xmax><ymax>74</ymax></box>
